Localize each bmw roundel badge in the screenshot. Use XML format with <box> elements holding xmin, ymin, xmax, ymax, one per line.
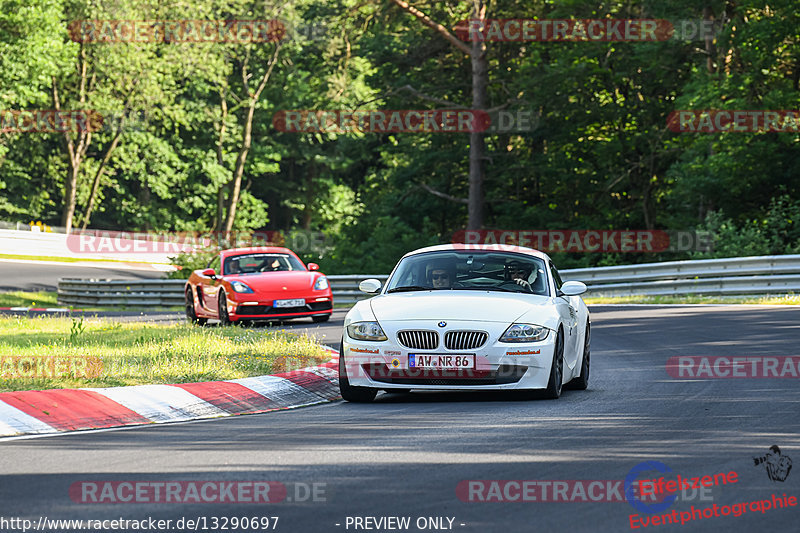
<box><xmin>438</xmin><ymin>321</ymin><xmax>447</xmax><ymax>328</ymax></box>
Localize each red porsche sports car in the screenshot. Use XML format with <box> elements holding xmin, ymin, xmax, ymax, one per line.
<box><xmin>184</xmin><ymin>246</ymin><xmax>333</xmax><ymax>325</ymax></box>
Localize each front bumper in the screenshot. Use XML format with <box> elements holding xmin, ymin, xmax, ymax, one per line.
<box><xmin>342</xmin><ymin>320</ymin><xmax>556</xmax><ymax>390</ymax></box>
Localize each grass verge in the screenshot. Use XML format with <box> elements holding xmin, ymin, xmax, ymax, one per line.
<box><xmin>585</xmin><ymin>294</ymin><xmax>800</xmax><ymax>305</ymax></box>
<box><xmin>0</xmin><ymin>253</ymin><xmax>170</xmax><ymax>265</ymax></box>
<box><xmin>0</xmin><ymin>316</ymin><xmax>333</xmax><ymax>392</ymax></box>
<box><xmin>0</xmin><ymin>290</ymin><xmax>182</xmax><ymax>312</ymax></box>
<box><xmin>0</xmin><ymin>291</ymin><xmax>59</xmax><ymax>308</ymax></box>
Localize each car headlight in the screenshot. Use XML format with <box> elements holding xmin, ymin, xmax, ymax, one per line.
<box><xmin>499</xmin><ymin>324</ymin><xmax>549</xmax><ymax>343</ymax></box>
<box><xmin>314</xmin><ymin>276</ymin><xmax>329</xmax><ymax>290</ymax></box>
<box><xmin>347</xmin><ymin>321</ymin><xmax>388</xmax><ymax>341</ymax></box>
<box><xmin>230</xmin><ymin>280</ymin><xmax>254</xmax><ymax>293</ymax></box>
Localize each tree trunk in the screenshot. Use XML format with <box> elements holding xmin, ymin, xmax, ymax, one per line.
<box><xmin>468</xmin><ymin>11</ymin><xmax>488</xmax><ymax>230</ymax></box>
<box><xmin>54</xmin><ymin>44</ymin><xmax>92</xmax><ymax>234</ymax></box>
<box><xmin>214</xmin><ymin>90</ymin><xmax>228</xmax><ymax>232</ymax></box>
<box><xmin>62</xmin><ymin>163</ymin><xmax>80</xmax><ymax>231</ymax></box>
<box><xmin>80</xmin><ymin>129</ymin><xmax>122</xmax><ymax>229</ymax></box>
<box><xmin>222</xmin><ymin>46</ymin><xmax>281</xmax><ymax>237</ymax></box>
<box><xmin>389</xmin><ymin>0</ymin><xmax>488</xmax><ymax>230</ymax></box>
<box><xmin>223</xmin><ymin>102</ymin><xmax>256</xmax><ymax>237</ymax></box>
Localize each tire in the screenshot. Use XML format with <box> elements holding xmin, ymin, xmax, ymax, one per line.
<box><xmin>566</xmin><ymin>324</ymin><xmax>590</xmax><ymax>390</ymax></box>
<box><xmin>185</xmin><ymin>289</ymin><xmax>207</xmax><ymax>326</ymax></box>
<box><xmin>543</xmin><ymin>328</ymin><xmax>564</xmax><ymax>399</ymax></box>
<box><xmin>312</xmin><ymin>315</ymin><xmax>330</xmax><ymax>323</ymax></box>
<box><xmin>218</xmin><ymin>290</ymin><xmax>233</xmax><ymax>326</ymax></box>
<box><xmin>338</xmin><ymin>341</ymin><xmax>377</xmax><ymax>402</ymax></box>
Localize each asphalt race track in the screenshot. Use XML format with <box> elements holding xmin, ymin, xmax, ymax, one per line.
<box><xmin>1</xmin><ymin>305</ymin><xmax>798</xmax><ymax>532</ymax></box>
<box><xmin>0</xmin><ymin>259</ymin><xmax>165</xmax><ymax>292</ymax></box>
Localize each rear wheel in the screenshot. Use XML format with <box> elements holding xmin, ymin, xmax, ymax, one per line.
<box><xmin>566</xmin><ymin>324</ymin><xmax>590</xmax><ymax>390</ymax></box>
<box><xmin>338</xmin><ymin>341</ymin><xmax>377</xmax><ymax>402</ymax></box>
<box><xmin>543</xmin><ymin>329</ymin><xmax>564</xmax><ymax>399</ymax></box>
<box><xmin>185</xmin><ymin>289</ymin><xmax>207</xmax><ymax>326</ymax></box>
<box><xmin>312</xmin><ymin>315</ymin><xmax>330</xmax><ymax>323</ymax></box>
<box><xmin>218</xmin><ymin>290</ymin><xmax>233</xmax><ymax>326</ymax></box>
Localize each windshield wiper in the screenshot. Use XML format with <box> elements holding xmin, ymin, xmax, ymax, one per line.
<box><xmin>457</xmin><ymin>286</ymin><xmax>519</xmax><ymax>293</ymax></box>
<box><xmin>386</xmin><ymin>285</ymin><xmax>431</xmax><ymax>293</ymax></box>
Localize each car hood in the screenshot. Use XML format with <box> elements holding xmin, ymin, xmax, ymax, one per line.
<box><xmin>369</xmin><ymin>291</ymin><xmax>551</xmax><ymax>324</ymax></box>
<box><xmin>226</xmin><ymin>271</ymin><xmax>317</xmax><ymax>292</ymax></box>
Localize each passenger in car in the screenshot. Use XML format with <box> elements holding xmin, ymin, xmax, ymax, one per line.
<box><xmin>507</xmin><ymin>261</ymin><xmax>534</xmax><ymax>291</ymax></box>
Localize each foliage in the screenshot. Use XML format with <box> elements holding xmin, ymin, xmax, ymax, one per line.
<box><xmin>0</xmin><ymin>0</ymin><xmax>797</xmax><ymax>272</ymax></box>
<box><xmin>693</xmin><ymin>195</ymin><xmax>800</xmax><ymax>258</ymax></box>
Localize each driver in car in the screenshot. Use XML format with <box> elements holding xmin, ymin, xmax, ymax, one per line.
<box><xmin>427</xmin><ymin>262</ymin><xmax>455</xmax><ymax>289</ymax></box>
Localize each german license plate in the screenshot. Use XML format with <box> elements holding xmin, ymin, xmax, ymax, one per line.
<box><xmin>273</xmin><ymin>298</ymin><xmax>305</xmax><ymax>308</ymax></box>
<box><xmin>408</xmin><ymin>354</ymin><xmax>475</xmax><ymax>369</ymax></box>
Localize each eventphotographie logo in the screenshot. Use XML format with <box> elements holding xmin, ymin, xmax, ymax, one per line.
<box><xmin>753</xmin><ymin>446</ymin><xmax>793</xmax><ymax>482</ymax></box>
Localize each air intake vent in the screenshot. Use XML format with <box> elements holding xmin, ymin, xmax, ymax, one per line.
<box><xmin>444</xmin><ymin>330</ymin><xmax>488</xmax><ymax>350</ymax></box>
<box><xmin>397</xmin><ymin>330</ymin><xmax>439</xmax><ymax>350</ymax></box>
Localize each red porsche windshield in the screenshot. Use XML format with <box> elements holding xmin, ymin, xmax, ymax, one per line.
<box><xmin>223</xmin><ymin>253</ymin><xmax>305</xmax><ymax>275</ymax></box>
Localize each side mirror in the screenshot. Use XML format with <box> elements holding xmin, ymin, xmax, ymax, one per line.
<box><xmin>202</xmin><ymin>268</ymin><xmax>216</xmax><ymax>278</ymax></box>
<box><xmin>560</xmin><ymin>281</ymin><xmax>587</xmax><ymax>296</ymax></box>
<box><xmin>359</xmin><ymin>278</ymin><xmax>382</xmax><ymax>294</ymax></box>
<box><xmin>307</xmin><ymin>263</ymin><xmax>320</xmax><ymax>271</ymax></box>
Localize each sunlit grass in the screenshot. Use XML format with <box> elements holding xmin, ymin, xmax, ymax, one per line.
<box><xmin>0</xmin><ymin>290</ymin><xmax>181</xmax><ymax>312</ymax></box>
<box><xmin>0</xmin><ymin>291</ymin><xmax>59</xmax><ymax>308</ymax></box>
<box><xmin>585</xmin><ymin>294</ymin><xmax>799</xmax><ymax>305</ymax></box>
<box><xmin>0</xmin><ymin>316</ymin><xmax>332</xmax><ymax>392</ymax></box>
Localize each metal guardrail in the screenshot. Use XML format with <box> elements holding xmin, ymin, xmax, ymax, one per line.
<box><xmin>58</xmin><ymin>279</ymin><xmax>186</xmax><ymax>307</ymax></box>
<box><xmin>560</xmin><ymin>254</ymin><xmax>800</xmax><ymax>297</ymax></box>
<box><xmin>57</xmin><ymin>255</ymin><xmax>800</xmax><ymax>307</ymax></box>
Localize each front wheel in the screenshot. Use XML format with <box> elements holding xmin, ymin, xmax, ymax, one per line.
<box><xmin>338</xmin><ymin>343</ymin><xmax>377</xmax><ymax>402</ymax></box>
<box><xmin>566</xmin><ymin>324</ymin><xmax>590</xmax><ymax>390</ymax></box>
<box><xmin>185</xmin><ymin>289</ymin><xmax>207</xmax><ymax>326</ymax></box>
<box><xmin>218</xmin><ymin>291</ymin><xmax>233</xmax><ymax>326</ymax></box>
<box><xmin>543</xmin><ymin>329</ymin><xmax>564</xmax><ymax>399</ymax></box>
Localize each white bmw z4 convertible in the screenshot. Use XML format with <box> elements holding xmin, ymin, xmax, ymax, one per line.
<box><xmin>340</xmin><ymin>244</ymin><xmax>591</xmax><ymax>402</ymax></box>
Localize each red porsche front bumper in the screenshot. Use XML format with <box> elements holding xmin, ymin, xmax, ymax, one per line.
<box><xmin>227</xmin><ymin>294</ymin><xmax>333</xmax><ymax>321</ymax></box>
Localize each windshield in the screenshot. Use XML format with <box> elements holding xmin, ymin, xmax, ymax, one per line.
<box><xmin>223</xmin><ymin>253</ymin><xmax>305</xmax><ymax>275</ymax></box>
<box><xmin>385</xmin><ymin>251</ymin><xmax>550</xmax><ymax>295</ymax></box>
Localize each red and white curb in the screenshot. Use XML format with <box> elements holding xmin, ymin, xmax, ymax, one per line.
<box><xmin>0</xmin><ymin>353</ymin><xmax>340</xmax><ymax>438</ymax></box>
